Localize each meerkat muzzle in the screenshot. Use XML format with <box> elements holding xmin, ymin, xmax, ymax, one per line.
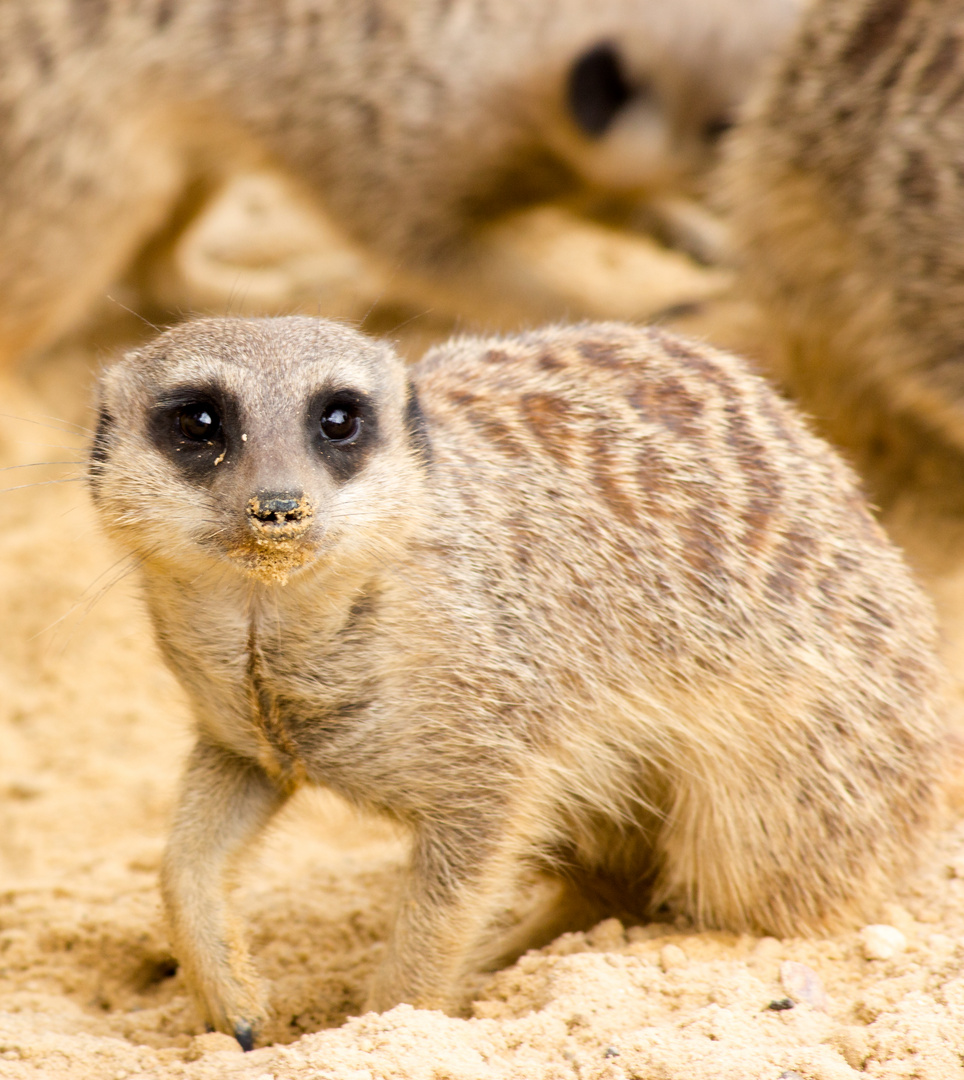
<box><xmin>245</xmin><ymin>491</ymin><xmax>313</xmax><ymax>541</ymax></box>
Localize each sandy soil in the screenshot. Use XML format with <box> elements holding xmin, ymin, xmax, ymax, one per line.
<box><xmin>2</xmin><ymin>185</ymin><xmax>964</xmax><ymax>1080</ymax></box>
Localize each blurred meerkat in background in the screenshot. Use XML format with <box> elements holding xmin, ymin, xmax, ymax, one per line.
<box><xmin>726</xmin><ymin>0</ymin><xmax>964</xmax><ymax>518</ymax></box>
<box><xmin>0</xmin><ymin>0</ymin><xmax>802</xmax><ymax>364</ymax></box>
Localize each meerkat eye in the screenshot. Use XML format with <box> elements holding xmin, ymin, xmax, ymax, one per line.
<box><xmin>308</xmin><ymin>390</ymin><xmax>374</xmax><ymax>478</ymax></box>
<box><xmin>176</xmin><ymin>403</ymin><xmax>221</xmax><ymax>443</ymax></box>
<box><xmin>567</xmin><ymin>43</ymin><xmax>634</xmax><ymax>137</ymax></box>
<box><xmin>319</xmin><ymin>403</ymin><xmax>361</xmax><ymax>444</ymax></box>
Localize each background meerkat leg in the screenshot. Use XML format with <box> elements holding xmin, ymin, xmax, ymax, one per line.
<box><xmin>365</xmin><ymin>812</ymin><xmax>538</xmax><ymax>1015</ymax></box>
<box><xmin>160</xmin><ymin>739</ymin><xmax>289</xmax><ymax>1048</ymax></box>
<box><xmin>0</xmin><ymin>112</ymin><xmax>185</xmax><ymax>364</ymax></box>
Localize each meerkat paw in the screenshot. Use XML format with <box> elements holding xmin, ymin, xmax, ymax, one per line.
<box><xmin>188</xmin><ymin>959</ymin><xmax>269</xmax><ymax>1050</ymax></box>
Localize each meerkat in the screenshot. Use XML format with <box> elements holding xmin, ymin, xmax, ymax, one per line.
<box><xmin>0</xmin><ymin>0</ymin><xmax>803</xmax><ymax>364</ymax></box>
<box><xmin>723</xmin><ymin>0</ymin><xmax>964</xmax><ymax>511</ymax></box>
<box><xmin>88</xmin><ymin>315</ymin><xmax>946</xmax><ymax>1048</ymax></box>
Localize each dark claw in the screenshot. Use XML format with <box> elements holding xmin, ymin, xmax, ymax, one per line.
<box><xmin>234</xmin><ymin>1023</ymin><xmax>255</xmax><ymax>1052</ymax></box>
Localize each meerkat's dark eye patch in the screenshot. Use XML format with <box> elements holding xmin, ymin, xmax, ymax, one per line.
<box><xmin>150</xmin><ymin>388</ymin><xmax>237</xmax><ymax>480</ymax></box>
<box><xmin>308</xmin><ymin>389</ymin><xmax>377</xmax><ymax>482</ymax></box>
<box><xmin>567</xmin><ymin>43</ymin><xmax>633</xmax><ymax>137</ymax></box>
<box><xmin>162</xmin><ymin>398</ymin><xmax>223</xmax><ymax>452</ymax></box>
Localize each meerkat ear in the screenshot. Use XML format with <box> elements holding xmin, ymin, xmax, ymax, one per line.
<box><xmin>566</xmin><ymin>42</ymin><xmax>633</xmax><ymax>137</ymax></box>
<box><xmin>404</xmin><ymin>381</ymin><xmax>432</xmax><ymax>466</ymax></box>
<box><xmin>87</xmin><ymin>405</ymin><xmax>116</xmax><ymax>496</ymax></box>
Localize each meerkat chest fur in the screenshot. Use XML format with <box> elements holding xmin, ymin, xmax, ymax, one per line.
<box><xmin>141</xmin><ymin>567</ymin><xmax>398</xmax><ymax>783</ymax></box>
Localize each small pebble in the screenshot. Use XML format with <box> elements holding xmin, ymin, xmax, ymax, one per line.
<box><xmin>660</xmin><ymin>943</ymin><xmax>687</xmax><ymax>972</ymax></box>
<box><xmin>780</xmin><ymin>960</ymin><xmax>829</xmax><ymax>1011</ymax></box>
<box><xmin>185</xmin><ymin>1032</ymin><xmax>245</xmax><ymax>1060</ymax></box>
<box><xmin>626</xmin><ymin>923</ymin><xmax>672</xmax><ymax>944</ymax></box>
<box><xmin>586</xmin><ymin>918</ymin><xmax>626</xmax><ymax>950</ymax></box>
<box><xmin>860</xmin><ymin>924</ymin><xmax>906</xmax><ymax>961</ymax></box>
<box><xmin>603</xmin><ymin>1046</ymin><xmax>620</xmax><ymax>1058</ymax></box>
<box><xmin>777</xmin><ymin>1072</ymin><xmax>805</xmax><ymax>1080</ymax></box>
<box><xmin>767</xmin><ymin>998</ymin><xmax>794</xmax><ymax>1011</ymax></box>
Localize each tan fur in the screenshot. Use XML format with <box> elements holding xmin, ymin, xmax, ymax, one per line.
<box><xmin>0</xmin><ymin>0</ymin><xmax>801</xmax><ymax>363</ymax></box>
<box><xmin>88</xmin><ymin>315</ymin><xmax>947</xmax><ymax>1046</ymax></box>
<box><xmin>724</xmin><ymin>0</ymin><xmax>964</xmax><ymax>511</ymax></box>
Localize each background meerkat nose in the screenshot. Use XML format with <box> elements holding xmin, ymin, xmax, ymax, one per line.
<box><xmin>246</xmin><ymin>491</ymin><xmax>313</xmax><ymax>536</ymax></box>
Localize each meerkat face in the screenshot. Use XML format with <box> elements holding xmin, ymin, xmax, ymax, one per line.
<box><xmin>89</xmin><ymin>317</ymin><xmax>427</xmax><ymax>586</ymax></box>
<box><xmin>551</xmin><ymin>0</ymin><xmax>804</xmax><ymax>194</ymax></box>
<box><xmin>563</xmin><ymin>41</ymin><xmax>683</xmax><ymax>191</ymax></box>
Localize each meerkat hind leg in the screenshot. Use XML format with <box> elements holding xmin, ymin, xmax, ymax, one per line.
<box><xmin>473</xmin><ymin>873</ymin><xmax>614</xmax><ymax>972</ymax></box>
<box><xmin>161</xmin><ymin>739</ymin><xmax>289</xmax><ymax>1049</ymax></box>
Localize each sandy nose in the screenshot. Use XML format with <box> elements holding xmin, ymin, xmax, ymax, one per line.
<box><xmin>246</xmin><ymin>491</ymin><xmax>313</xmax><ymax>539</ymax></box>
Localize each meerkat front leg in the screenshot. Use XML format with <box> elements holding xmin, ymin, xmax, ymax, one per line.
<box><xmin>161</xmin><ymin>738</ymin><xmax>289</xmax><ymax>1049</ymax></box>
<box><xmin>366</xmin><ymin>811</ymin><xmax>537</xmax><ymax>1015</ymax></box>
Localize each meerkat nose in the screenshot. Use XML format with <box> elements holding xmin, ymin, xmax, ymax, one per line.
<box><xmin>246</xmin><ymin>490</ymin><xmax>313</xmax><ymax>539</ymax></box>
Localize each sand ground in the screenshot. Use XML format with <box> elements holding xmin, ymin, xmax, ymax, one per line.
<box><xmin>2</xmin><ymin>182</ymin><xmax>964</xmax><ymax>1080</ymax></box>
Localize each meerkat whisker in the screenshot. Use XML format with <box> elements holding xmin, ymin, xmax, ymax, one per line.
<box><xmin>32</xmin><ymin>413</ymin><xmax>95</xmax><ymax>436</ymax></box>
<box><xmin>32</xmin><ymin>547</ymin><xmax>157</xmax><ymax>648</ymax></box>
<box><xmin>0</xmin><ymin>477</ymin><xmax>86</xmax><ymax>496</ymax></box>
<box><xmin>104</xmin><ymin>294</ymin><xmax>162</xmax><ymax>333</ymax></box>
<box><xmin>0</xmin><ymin>412</ymin><xmax>93</xmax><ymax>438</ymax></box>
<box><xmin>0</xmin><ymin>461</ymin><xmax>86</xmax><ymax>472</ymax></box>
<box><xmin>10</xmin><ymin>439</ymin><xmax>90</xmax><ymax>452</ymax></box>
